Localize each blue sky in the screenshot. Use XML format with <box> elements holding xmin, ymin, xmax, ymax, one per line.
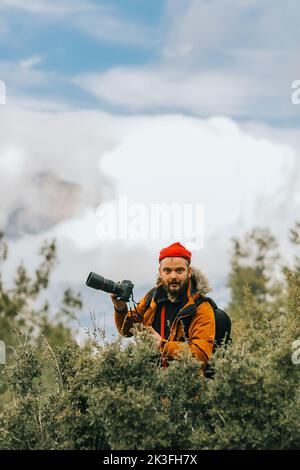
<box><xmin>0</xmin><ymin>0</ymin><xmax>165</xmax><ymax>108</ymax></box>
<box><xmin>0</xmin><ymin>0</ymin><xmax>163</xmax><ymax>68</ymax></box>
<box><xmin>1</xmin><ymin>1</ymin><xmax>300</xmax><ymax>330</ymax></box>
<box><xmin>0</xmin><ymin>0</ymin><xmax>299</xmax><ymax>125</ymax></box>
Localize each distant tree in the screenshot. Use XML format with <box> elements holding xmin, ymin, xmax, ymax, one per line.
<box><xmin>227</xmin><ymin>228</ymin><xmax>281</xmax><ymax>318</ymax></box>
<box><xmin>0</xmin><ymin>233</ymin><xmax>82</xmax><ymax>407</ymax></box>
<box><xmin>0</xmin><ymin>226</ymin><xmax>300</xmax><ymax>450</ymax></box>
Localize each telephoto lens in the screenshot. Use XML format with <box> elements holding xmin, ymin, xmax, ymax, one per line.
<box><xmin>86</xmin><ymin>272</ymin><xmax>116</xmax><ymax>293</ymax></box>
<box><xmin>86</xmin><ymin>272</ymin><xmax>134</xmax><ymax>301</ymax></box>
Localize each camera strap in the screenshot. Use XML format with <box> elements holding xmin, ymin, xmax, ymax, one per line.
<box><xmin>129</xmin><ymin>293</ymin><xmax>144</xmax><ymax>322</ymax></box>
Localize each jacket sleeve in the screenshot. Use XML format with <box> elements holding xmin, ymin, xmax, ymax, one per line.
<box><xmin>114</xmin><ymin>292</ymin><xmax>149</xmax><ymax>337</ymax></box>
<box><xmin>160</xmin><ymin>301</ymin><xmax>215</xmax><ymax>366</ymax></box>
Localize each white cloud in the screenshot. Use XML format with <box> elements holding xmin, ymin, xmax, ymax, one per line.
<box><xmin>7</xmin><ymin>95</ymin><xmax>73</xmax><ymax>112</ymax></box>
<box><xmin>0</xmin><ymin>58</ymin><xmax>57</xmax><ymax>89</ymax></box>
<box><xmin>75</xmin><ymin>66</ymin><xmax>259</xmax><ymax>116</ymax></box>
<box><xmin>0</xmin><ymin>104</ymin><xmax>125</xmax><ymax>236</ymax></box>
<box><xmin>2</xmin><ymin>106</ymin><xmax>299</xmax><ymax>262</ymax></box>
<box><xmin>0</xmin><ymin>146</ymin><xmax>25</xmax><ymax>177</ymax></box>
<box><xmin>0</xmin><ymin>0</ymin><xmax>154</xmax><ymax>46</ymax></box>
<box><xmin>74</xmin><ymin>11</ymin><xmax>155</xmax><ymax>46</ymax></box>
<box><xmin>1</xmin><ymin>0</ymin><xmax>298</xmax><ymax>119</ymax></box>
<box><xmin>1</xmin><ymin>1</ymin><xmax>298</xmax><ymax>120</ymax></box>
<box><xmin>2</xmin><ymin>0</ymin><xmax>300</xmax><ymax>333</ymax></box>
<box><xmin>1</xmin><ymin>105</ymin><xmax>300</xmax><ymax>333</ymax></box>
<box><xmin>73</xmin><ymin>1</ymin><xmax>299</xmax><ymax>119</ymax></box>
<box><xmin>19</xmin><ymin>54</ymin><xmax>44</xmax><ymax>70</ymax></box>
<box><xmin>0</xmin><ymin>0</ymin><xmax>98</xmax><ymax>15</ymax></box>
<box><xmin>99</xmin><ymin>114</ymin><xmax>298</xmax><ymax>244</ymax></box>
<box><xmin>163</xmin><ymin>0</ymin><xmax>300</xmax><ymax>62</ymax></box>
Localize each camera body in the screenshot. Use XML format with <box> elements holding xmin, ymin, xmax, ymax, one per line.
<box><xmin>86</xmin><ymin>272</ymin><xmax>134</xmax><ymax>302</ymax></box>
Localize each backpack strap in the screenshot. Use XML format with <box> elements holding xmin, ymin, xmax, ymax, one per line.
<box><xmin>195</xmin><ymin>295</ymin><xmax>232</xmax><ymax>347</ymax></box>
<box><xmin>145</xmin><ymin>290</ymin><xmax>231</xmax><ymax>347</ymax></box>
<box><xmin>194</xmin><ymin>295</ymin><xmax>217</xmax><ymax>309</ymax></box>
<box><xmin>145</xmin><ymin>287</ymin><xmax>155</xmax><ymax>310</ymax></box>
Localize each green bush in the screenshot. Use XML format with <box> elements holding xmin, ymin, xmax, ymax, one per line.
<box><xmin>0</xmin><ymin>225</ymin><xmax>300</xmax><ymax>450</ymax></box>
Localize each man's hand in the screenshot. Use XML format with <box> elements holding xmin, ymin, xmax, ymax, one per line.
<box><xmin>147</xmin><ymin>326</ymin><xmax>163</xmax><ymax>351</ymax></box>
<box><xmin>110</xmin><ymin>293</ymin><xmax>127</xmax><ymax>312</ymax></box>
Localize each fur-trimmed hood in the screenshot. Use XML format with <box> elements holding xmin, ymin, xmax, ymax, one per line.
<box><xmin>114</xmin><ymin>265</ymin><xmax>215</xmax><ymax>366</ymax></box>
<box><xmin>156</xmin><ymin>265</ymin><xmax>211</xmax><ymax>296</ymax></box>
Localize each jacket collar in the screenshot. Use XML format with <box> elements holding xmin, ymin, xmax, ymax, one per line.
<box><xmin>152</xmin><ymin>277</ymin><xmax>200</xmax><ymax>316</ymax></box>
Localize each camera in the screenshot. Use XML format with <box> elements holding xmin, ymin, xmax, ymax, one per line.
<box><xmin>86</xmin><ymin>272</ymin><xmax>134</xmax><ymax>302</ymax></box>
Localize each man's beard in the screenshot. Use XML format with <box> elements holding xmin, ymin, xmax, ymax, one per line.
<box><xmin>163</xmin><ymin>276</ymin><xmax>189</xmax><ymax>299</ymax></box>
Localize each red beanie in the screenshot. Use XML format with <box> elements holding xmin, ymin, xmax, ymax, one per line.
<box><xmin>159</xmin><ymin>242</ymin><xmax>192</xmax><ymax>264</ymax></box>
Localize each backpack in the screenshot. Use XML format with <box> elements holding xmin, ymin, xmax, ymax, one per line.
<box><xmin>195</xmin><ymin>296</ymin><xmax>232</xmax><ymax>379</ymax></box>
<box><xmin>195</xmin><ymin>296</ymin><xmax>232</xmax><ymax>350</ymax></box>
<box><xmin>144</xmin><ymin>289</ymin><xmax>232</xmax><ymax>350</ymax></box>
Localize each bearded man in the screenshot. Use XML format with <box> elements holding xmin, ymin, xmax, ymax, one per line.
<box><xmin>111</xmin><ymin>242</ymin><xmax>215</xmax><ymax>369</ymax></box>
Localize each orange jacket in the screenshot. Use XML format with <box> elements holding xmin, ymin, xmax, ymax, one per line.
<box><xmin>114</xmin><ymin>268</ymin><xmax>216</xmax><ymax>367</ymax></box>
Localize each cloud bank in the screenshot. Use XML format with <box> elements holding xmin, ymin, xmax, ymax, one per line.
<box><xmin>1</xmin><ymin>106</ymin><xmax>299</xmax><ymax>313</ymax></box>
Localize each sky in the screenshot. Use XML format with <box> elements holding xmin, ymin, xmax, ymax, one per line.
<box><xmin>0</xmin><ymin>0</ymin><xmax>300</xmax><ymax>338</ymax></box>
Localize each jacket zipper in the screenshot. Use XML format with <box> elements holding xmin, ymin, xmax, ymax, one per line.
<box><xmin>167</xmin><ymin>308</ymin><xmax>196</xmax><ymax>342</ymax></box>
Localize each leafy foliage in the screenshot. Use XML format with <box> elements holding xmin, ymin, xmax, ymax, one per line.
<box><xmin>0</xmin><ymin>234</ymin><xmax>81</xmax><ymax>406</ymax></box>
<box><xmin>0</xmin><ymin>225</ymin><xmax>300</xmax><ymax>450</ymax></box>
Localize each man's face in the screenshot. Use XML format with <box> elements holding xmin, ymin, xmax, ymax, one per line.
<box><xmin>159</xmin><ymin>257</ymin><xmax>191</xmax><ymax>298</ymax></box>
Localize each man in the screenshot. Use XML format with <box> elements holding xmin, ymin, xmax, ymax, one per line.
<box><xmin>111</xmin><ymin>242</ymin><xmax>215</xmax><ymax>369</ymax></box>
